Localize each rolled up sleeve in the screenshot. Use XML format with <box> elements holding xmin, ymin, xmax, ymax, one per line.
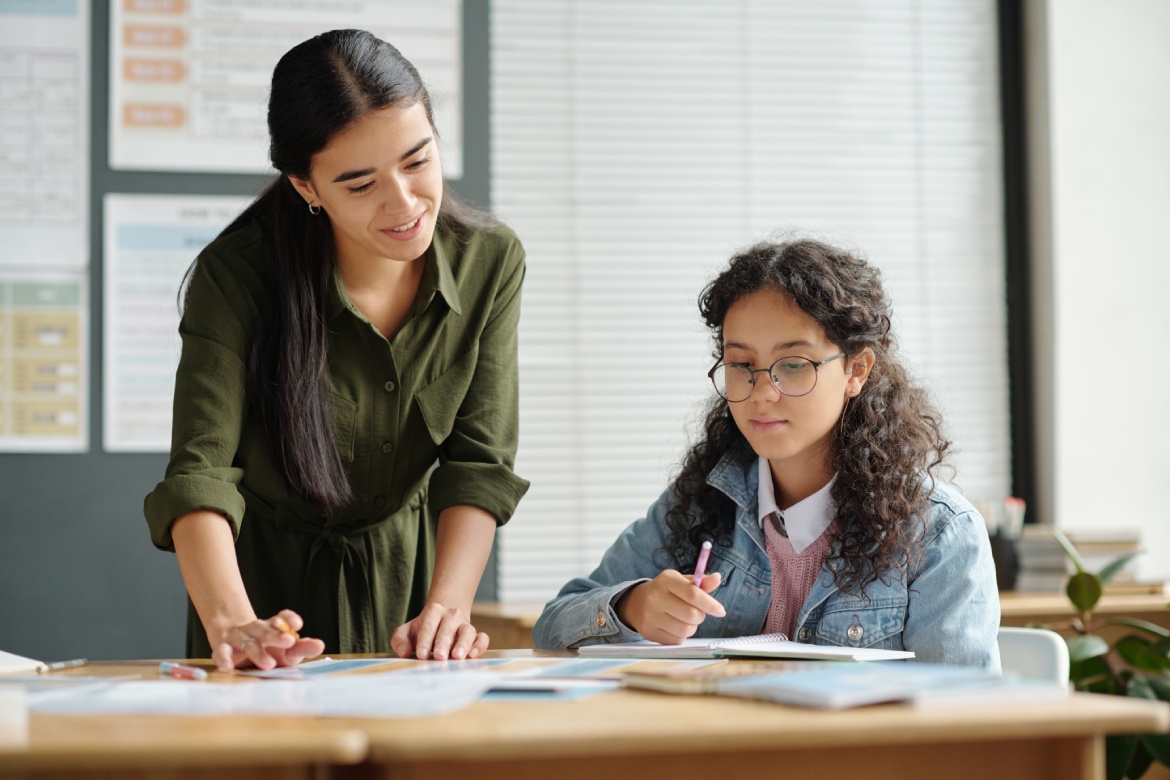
<box><xmin>427</xmin><ymin>241</ymin><xmax>530</xmax><ymax>524</ymax></box>
<box><xmin>143</xmin><ymin>252</ymin><xmax>254</xmax><ymax>551</ymax></box>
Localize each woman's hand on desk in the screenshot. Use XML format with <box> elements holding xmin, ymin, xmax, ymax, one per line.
<box><xmin>211</xmin><ymin>610</ymin><xmax>325</xmax><ymax>671</ymax></box>
<box><xmin>390</xmin><ymin>602</ymin><xmax>489</xmax><ymax>661</ymax></box>
<box><xmin>616</xmin><ymin>570</ymin><xmax>725</xmax><ymax>645</ymax></box>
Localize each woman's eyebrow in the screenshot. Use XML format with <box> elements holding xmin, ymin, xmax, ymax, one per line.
<box><xmin>332</xmin><ymin>167</ymin><xmax>375</xmax><ymax>183</ymax></box>
<box><xmin>330</xmin><ymin>137</ymin><xmax>433</xmax><ymax>183</ymax></box>
<box><xmin>723</xmin><ymin>339</ymin><xmax>815</xmax><ymax>352</ymax></box>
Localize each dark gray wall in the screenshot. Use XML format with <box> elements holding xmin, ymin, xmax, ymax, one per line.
<box><xmin>0</xmin><ymin>0</ymin><xmax>494</xmax><ymax>662</ymax></box>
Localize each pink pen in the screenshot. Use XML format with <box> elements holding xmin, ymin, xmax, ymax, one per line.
<box><xmin>160</xmin><ymin>661</ymin><xmax>208</xmax><ymax>681</ymax></box>
<box><xmin>692</xmin><ymin>540</ymin><xmax>713</xmax><ymax>587</ymax></box>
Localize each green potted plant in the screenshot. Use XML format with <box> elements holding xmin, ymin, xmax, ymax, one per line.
<box><xmin>1051</xmin><ymin>527</ymin><xmax>1170</xmax><ymax>779</ymax></box>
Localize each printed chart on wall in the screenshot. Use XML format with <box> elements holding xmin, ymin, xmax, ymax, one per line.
<box><xmin>0</xmin><ymin>0</ymin><xmax>90</xmax><ymax>452</ymax></box>
<box><xmin>109</xmin><ymin>0</ymin><xmax>463</xmax><ymax>177</ymax></box>
<box><xmin>103</xmin><ymin>194</ymin><xmax>249</xmax><ymax>452</ymax></box>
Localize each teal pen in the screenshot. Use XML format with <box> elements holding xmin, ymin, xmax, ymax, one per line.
<box><xmin>159</xmin><ymin>661</ymin><xmax>208</xmax><ymax>681</ymax></box>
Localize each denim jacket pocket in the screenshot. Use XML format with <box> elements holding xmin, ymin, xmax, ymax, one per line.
<box><xmin>815</xmin><ymin>596</ymin><xmax>907</xmax><ymax>649</ymax></box>
<box><xmin>415</xmin><ymin>347</ymin><xmax>478</xmax><ymax>444</ymax></box>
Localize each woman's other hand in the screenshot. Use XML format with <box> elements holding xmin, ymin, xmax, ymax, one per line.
<box><xmin>210</xmin><ymin>610</ymin><xmax>325</xmax><ymax>671</ymax></box>
<box><xmin>391</xmin><ymin>603</ymin><xmax>489</xmax><ymax>661</ymax></box>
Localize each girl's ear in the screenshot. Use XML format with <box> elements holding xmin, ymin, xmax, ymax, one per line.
<box><xmin>287</xmin><ymin>175</ymin><xmax>318</xmax><ymax>208</ymax></box>
<box><xmin>845</xmin><ymin>348</ymin><xmax>876</xmax><ymax>397</ymax></box>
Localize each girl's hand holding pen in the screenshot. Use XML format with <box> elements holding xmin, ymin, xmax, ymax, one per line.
<box><xmin>616</xmin><ymin>569</ymin><xmax>725</xmax><ymax>645</ymax></box>
<box><xmin>211</xmin><ymin>609</ymin><xmax>325</xmax><ymax>672</ymax></box>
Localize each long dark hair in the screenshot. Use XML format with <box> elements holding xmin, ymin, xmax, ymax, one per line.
<box><xmin>665</xmin><ymin>238</ymin><xmax>952</xmax><ymax>594</ymax></box>
<box><xmin>184</xmin><ymin>29</ymin><xmax>489</xmax><ymax>516</ymax></box>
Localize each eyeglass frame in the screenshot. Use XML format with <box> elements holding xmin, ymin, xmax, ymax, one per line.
<box><xmin>707</xmin><ymin>352</ymin><xmax>847</xmax><ymax>402</ymax></box>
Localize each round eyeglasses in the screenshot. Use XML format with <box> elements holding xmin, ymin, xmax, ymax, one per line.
<box><xmin>708</xmin><ymin>353</ymin><xmax>846</xmax><ymax>402</ymax></box>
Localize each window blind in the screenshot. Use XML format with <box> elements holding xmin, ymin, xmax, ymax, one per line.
<box><xmin>491</xmin><ymin>0</ymin><xmax>1010</xmax><ymax>603</ymax></box>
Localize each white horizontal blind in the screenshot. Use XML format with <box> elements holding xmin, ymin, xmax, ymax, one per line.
<box><xmin>492</xmin><ymin>0</ymin><xmax>1010</xmax><ymax>604</ymax></box>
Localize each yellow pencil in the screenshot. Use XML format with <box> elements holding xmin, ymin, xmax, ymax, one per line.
<box><xmin>274</xmin><ymin>617</ymin><xmax>300</xmax><ymax>640</ymax></box>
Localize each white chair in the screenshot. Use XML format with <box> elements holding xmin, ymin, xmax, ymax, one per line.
<box><xmin>996</xmin><ymin>626</ymin><xmax>1071</xmax><ymax>684</ymax></box>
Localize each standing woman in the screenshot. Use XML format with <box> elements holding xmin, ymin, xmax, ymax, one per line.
<box><xmin>144</xmin><ymin>30</ymin><xmax>528</xmax><ymax>670</ymax></box>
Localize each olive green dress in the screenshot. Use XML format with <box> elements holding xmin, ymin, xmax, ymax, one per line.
<box><xmin>144</xmin><ymin>217</ymin><xmax>529</xmax><ymax>657</ymax></box>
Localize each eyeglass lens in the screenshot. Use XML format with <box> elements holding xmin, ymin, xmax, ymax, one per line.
<box><xmin>711</xmin><ymin>358</ymin><xmax>818</xmax><ymax>402</ymax></box>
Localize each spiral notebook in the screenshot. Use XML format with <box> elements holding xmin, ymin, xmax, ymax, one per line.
<box><xmin>577</xmin><ymin>633</ymin><xmax>914</xmax><ymax>662</ymax></box>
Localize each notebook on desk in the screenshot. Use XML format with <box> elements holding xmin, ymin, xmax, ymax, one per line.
<box><xmin>713</xmin><ymin>662</ymin><xmax>996</xmax><ymax>709</ymax></box>
<box><xmin>577</xmin><ymin>632</ymin><xmax>915</xmax><ymax>662</ymax></box>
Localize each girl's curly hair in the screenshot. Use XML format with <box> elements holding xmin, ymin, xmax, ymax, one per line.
<box><xmin>664</xmin><ymin>238</ymin><xmax>951</xmax><ymax>595</ymax></box>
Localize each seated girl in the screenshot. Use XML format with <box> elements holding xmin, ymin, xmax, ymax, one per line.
<box><xmin>532</xmin><ymin>238</ymin><xmax>1000</xmax><ymax>669</ymax></box>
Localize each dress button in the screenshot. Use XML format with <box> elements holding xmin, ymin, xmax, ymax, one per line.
<box><xmin>384</xmin><ymin>381</ymin><xmax>396</xmax><ymax>392</ymax></box>
<box><xmin>381</xmin><ymin>441</ymin><xmax>393</xmax><ymax>454</ymax></box>
<box><xmin>847</xmin><ymin>624</ymin><xmax>864</xmax><ymax>642</ymax></box>
<box><xmin>797</xmin><ymin>626</ymin><xmax>812</xmax><ymax>642</ymax></box>
<box><xmin>374</xmin><ymin>495</ymin><xmax>386</xmax><ymax>508</ymax></box>
<box><xmin>596</xmin><ymin>611</ymin><xmax>607</xmax><ymax>629</ymax></box>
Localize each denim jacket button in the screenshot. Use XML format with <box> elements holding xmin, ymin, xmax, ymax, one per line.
<box><xmin>797</xmin><ymin>626</ymin><xmax>812</xmax><ymax>642</ymax></box>
<box><xmin>847</xmin><ymin>624</ymin><xmax>864</xmax><ymax>642</ymax></box>
<box><xmin>597</xmin><ymin>611</ymin><xmax>607</xmax><ymax>629</ymax></box>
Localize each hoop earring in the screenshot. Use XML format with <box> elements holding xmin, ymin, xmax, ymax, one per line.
<box><xmin>308</xmin><ymin>202</ymin><xmax>321</xmax><ymax>216</ymax></box>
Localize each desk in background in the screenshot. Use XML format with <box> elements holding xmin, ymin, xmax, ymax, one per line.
<box><xmin>1000</xmin><ymin>591</ymin><xmax>1170</xmax><ymax>641</ymax></box>
<box><xmin>2</xmin><ymin>654</ymin><xmax>1168</xmax><ymax>780</ymax></box>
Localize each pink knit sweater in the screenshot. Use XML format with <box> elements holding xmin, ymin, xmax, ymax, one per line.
<box><xmin>762</xmin><ymin>513</ymin><xmax>835</xmax><ymax>639</ymax></box>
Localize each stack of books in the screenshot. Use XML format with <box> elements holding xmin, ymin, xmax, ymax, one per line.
<box><xmin>1014</xmin><ymin>525</ymin><xmax>1142</xmax><ymax>592</ymax></box>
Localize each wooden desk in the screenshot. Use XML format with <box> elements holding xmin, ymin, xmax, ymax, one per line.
<box><xmin>0</xmin><ymin>660</ymin><xmax>368</xmax><ymax>780</ymax></box>
<box><xmin>3</xmin><ymin>655</ymin><xmax>1168</xmax><ymax>780</ymax></box>
<box><xmin>340</xmin><ymin>651</ymin><xmax>1169</xmax><ymax>780</ymax></box>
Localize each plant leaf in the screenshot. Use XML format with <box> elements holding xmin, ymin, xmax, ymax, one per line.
<box><xmin>1142</xmin><ymin>637</ymin><xmax>1170</xmax><ymax>670</ymax></box>
<box><xmin>1068</xmin><ymin>634</ymin><xmax>1111</xmax><ymax>663</ymax></box>
<box><xmin>1117</xmin><ymin>636</ymin><xmax>1163</xmax><ymax>672</ymax></box>
<box><xmin>1142</xmin><ymin>731</ymin><xmax>1170</xmax><ymax>767</ymax></box>
<box><xmin>1145</xmin><ymin>676</ymin><xmax>1170</xmax><ymax>701</ymax></box>
<box><xmin>1127</xmin><ymin>741</ymin><xmax>1154</xmax><ymax>780</ymax></box>
<box><xmin>1107</xmin><ymin>733</ymin><xmax>1137</xmax><ymax>780</ymax></box>
<box><xmin>1051</xmin><ymin>526</ymin><xmax>1087</xmax><ymax>573</ymax></box>
<box><xmin>1127</xmin><ymin>675</ymin><xmax>1157</xmax><ymax>701</ymax></box>
<box><xmin>1097</xmin><ymin>551</ymin><xmax>1141</xmax><ymax>584</ymax></box>
<box><xmin>1104</xmin><ymin>618</ymin><xmax>1170</xmax><ymax>640</ymax></box>
<box><xmin>1067</xmin><ymin>571</ymin><xmax>1104</xmax><ymax>614</ymax></box>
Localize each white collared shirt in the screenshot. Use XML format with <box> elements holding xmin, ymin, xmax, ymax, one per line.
<box><xmin>757</xmin><ymin>457</ymin><xmax>836</xmax><ymax>554</ymax></box>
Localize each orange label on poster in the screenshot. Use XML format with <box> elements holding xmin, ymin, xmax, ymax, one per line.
<box><xmin>124</xmin><ymin>59</ymin><xmax>186</xmax><ymax>82</ymax></box>
<box><xmin>123</xmin><ymin>103</ymin><xmax>186</xmax><ymax>128</ymax></box>
<box><xmin>123</xmin><ymin>25</ymin><xmax>186</xmax><ymax>48</ymax></box>
<box><xmin>124</xmin><ymin>0</ymin><xmax>187</xmax><ymax>12</ymax></box>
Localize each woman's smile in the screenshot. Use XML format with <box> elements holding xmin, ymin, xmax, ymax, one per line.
<box><xmin>381</xmin><ymin>211</ymin><xmax>426</xmax><ymax>241</ymax></box>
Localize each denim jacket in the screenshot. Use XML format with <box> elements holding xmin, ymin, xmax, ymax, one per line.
<box><xmin>533</xmin><ymin>451</ymin><xmax>1001</xmax><ymax>670</ymax></box>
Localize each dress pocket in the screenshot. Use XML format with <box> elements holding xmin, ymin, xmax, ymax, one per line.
<box><xmin>415</xmin><ymin>347</ymin><xmax>478</xmax><ymax>444</ymax></box>
<box><xmin>328</xmin><ymin>390</ymin><xmax>357</xmax><ymax>462</ymax></box>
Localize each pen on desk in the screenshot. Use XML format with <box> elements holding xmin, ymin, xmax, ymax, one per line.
<box><xmin>160</xmin><ymin>661</ymin><xmax>208</xmax><ymax>681</ymax></box>
<box><xmin>38</xmin><ymin>658</ymin><xmax>88</xmax><ymax>673</ymax></box>
<box><xmin>692</xmin><ymin>540</ymin><xmax>713</xmax><ymax>587</ymax></box>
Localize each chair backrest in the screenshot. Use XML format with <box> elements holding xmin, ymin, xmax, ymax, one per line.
<box><xmin>996</xmin><ymin>626</ymin><xmax>1070</xmax><ymax>684</ymax></box>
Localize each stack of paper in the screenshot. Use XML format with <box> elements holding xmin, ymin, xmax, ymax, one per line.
<box><xmin>0</xmin><ymin>688</ymin><xmax>28</xmax><ymax>748</ymax></box>
<box><xmin>0</xmin><ymin>650</ymin><xmax>44</xmax><ymax>675</ymax></box>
